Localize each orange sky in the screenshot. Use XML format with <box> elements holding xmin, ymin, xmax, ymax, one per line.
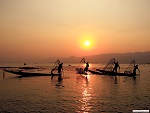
<box><xmin>0</xmin><ymin>0</ymin><xmax>150</xmax><ymax>59</ymax></box>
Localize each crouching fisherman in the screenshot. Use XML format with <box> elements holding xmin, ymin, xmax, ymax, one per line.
<box><xmin>76</xmin><ymin>68</ymin><xmax>84</xmax><ymax>74</ymax></box>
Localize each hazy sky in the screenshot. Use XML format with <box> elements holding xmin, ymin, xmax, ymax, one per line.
<box><xmin>0</xmin><ymin>0</ymin><xmax>150</xmax><ymax>59</ymax></box>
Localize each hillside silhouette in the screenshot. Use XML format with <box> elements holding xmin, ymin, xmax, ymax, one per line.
<box><xmin>62</xmin><ymin>51</ymin><xmax>150</xmax><ymax>64</ymax></box>
<box><xmin>0</xmin><ymin>51</ymin><xmax>150</xmax><ymax>64</ymax></box>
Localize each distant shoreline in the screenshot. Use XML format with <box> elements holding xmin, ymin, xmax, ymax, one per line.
<box><xmin>0</xmin><ymin>67</ymin><xmax>40</xmax><ymax>69</ymax></box>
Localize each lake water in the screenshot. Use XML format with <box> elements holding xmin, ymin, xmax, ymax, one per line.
<box><xmin>0</xmin><ymin>63</ymin><xmax>150</xmax><ymax>113</ymax></box>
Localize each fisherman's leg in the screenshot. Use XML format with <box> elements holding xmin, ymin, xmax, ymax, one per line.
<box><xmin>58</xmin><ymin>72</ymin><xmax>63</xmax><ymax>81</ymax></box>
<box><xmin>51</xmin><ymin>74</ymin><xmax>54</xmax><ymax>80</ymax></box>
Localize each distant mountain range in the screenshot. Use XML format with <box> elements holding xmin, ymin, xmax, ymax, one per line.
<box><xmin>60</xmin><ymin>51</ymin><xmax>150</xmax><ymax>64</ymax></box>
<box><xmin>0</xmin><ymin>51</ymin><xmax>150</xmax><ymax>64</ymax></box>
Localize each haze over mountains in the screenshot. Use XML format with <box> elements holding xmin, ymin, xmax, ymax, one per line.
<box><xmin>62</xmin><ymin>51</ymin><xmax>150</xmax><ymax>64</ymax></box>
<box><xmin>0</xmin><ymin>51</ymin><xmax>150</xmax><ymax>64</ymax></box>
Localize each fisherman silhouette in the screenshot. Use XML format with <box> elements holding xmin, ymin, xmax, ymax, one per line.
<box><xmin>51</xmin><ymin>62</ymin><xmax>63</xmax><ymax>81</ymax></box>
<box><xmin>84</xmin><ymin>62</ymin><xmax>89</xmax><ymax>72</ymax></box>
<box><xmin>76</xmin><ymin>68</ymin><xmax>84</xmax><ymax>74</ymax></box>
<box><xmin>58</xmin><ymin>63</ymin><xmax>63</xmax><ymax>81</ymax></box>
<box><xmin>113</xmin><ymin>61</ymin><xmax>120</xmax><ymax>73</ymax></box>
<box><xmin>133</xmin><ymin>65</ymin><xmax>140</xmax><ymax>76</ymax></box>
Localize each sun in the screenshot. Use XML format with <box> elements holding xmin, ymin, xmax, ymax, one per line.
<box><xmin>84</xmin><ymin>40</ymin><xmax>90</xmax><ymax>46</ymax></box>
<box><xmin>78</xmin><ymin>34</ymin><xmax>95</xmax><ymax>51</ymax></box>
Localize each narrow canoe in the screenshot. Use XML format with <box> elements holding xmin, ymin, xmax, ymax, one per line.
<box><xmin>4</xmin><ymin>69</ymin><xmax>60</xmax><ymax>77</ymax></box>
<box><xmin>88</xmin><ymin>70</ymin><xmax>140</xmax><ymax>77</ymax></box>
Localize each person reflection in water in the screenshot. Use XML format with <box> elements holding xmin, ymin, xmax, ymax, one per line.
<box><xmin>113</xmin><ymin>61</ymin><xmax>120</xmax><ymax>73</ymax></box>
<box><xmin>133</xmin><ymin>65</ymin><xmax>140</xmax><ymax>76</ymax></box>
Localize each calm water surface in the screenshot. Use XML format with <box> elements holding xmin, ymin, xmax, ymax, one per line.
<box><xmin>0</xmin><ymin>63</ymin><xmax>150</xmax><ymax>113</ymax></box>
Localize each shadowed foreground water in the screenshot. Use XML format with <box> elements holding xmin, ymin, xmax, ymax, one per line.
<box><xmin>0</xmin><ymin>64</ymin><xmax>150</xmax><ymax>112</ymax></box>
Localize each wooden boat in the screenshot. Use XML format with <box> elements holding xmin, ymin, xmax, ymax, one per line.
<box><xmin>4</xmin><ymin>69</ymin><xmax>60</xmax><ymax>77</ymax></box>
<box><xmin>88</xmin><ymin>58</ymin><xmax>140</xmax><ymax>77</ymax></box>
<box><xmin>75</xmin><ymin>58</ymin><xmax>89</xmax><ymax>75</ymax></box>
<box><xmin>88</xmin><ymin>69</ymin><xmax>139</xmax><ymax>77</ymax></box>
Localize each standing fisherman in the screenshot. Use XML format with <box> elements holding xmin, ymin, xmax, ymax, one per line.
<box><xmin>51</xmin><ymin>62</ymin><xmax>63</xmax><ymax>81</ymax></box>
<box><xmin>58</xmin><ymin>63</ymin><xmax>63</xmax><ymax>81</ymax></box>
<box><xmin>113</xmin><ymin>61</ymin><xmax>120</xmax><ymax>73</ymax></box>
<box><xmin>84</xmin><ymin>62</ymin><xmax>89</xmax><ymax>73</ymax></box>
<box><xmin>133</xmin><ymin>65</ymin><xmax>140</xmax><ymax>76</ymax></box>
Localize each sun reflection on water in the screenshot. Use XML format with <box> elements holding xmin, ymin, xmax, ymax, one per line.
<box><xmin>80</xmin><ymin>88</ymin><xmax>92</xmax><ymax>112</ymax></box>
<box><xmin>77</xmin><ymin>76</ymin><xmax>92</xmax><ymax>113</ymax></box>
